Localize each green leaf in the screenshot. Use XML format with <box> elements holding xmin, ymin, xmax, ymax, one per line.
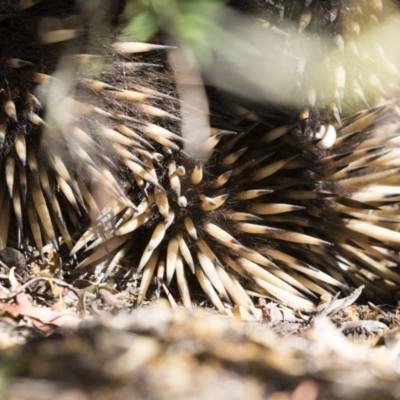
<box><xmin>123</xmin><ymin>10</ymin><xmax>159</xmax><ymax>41</ymax></box>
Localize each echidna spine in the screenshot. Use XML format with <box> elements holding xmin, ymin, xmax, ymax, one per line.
<box><xmin>0</xmin><ymin>0</ymin><xmax>177</xmax><ymax>251</ymax></box>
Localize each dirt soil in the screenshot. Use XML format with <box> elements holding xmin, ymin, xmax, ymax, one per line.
<box><xmin>0</xmin><ymin>251</ymin><xmax>399</xmax><ymax>400</ymax></box>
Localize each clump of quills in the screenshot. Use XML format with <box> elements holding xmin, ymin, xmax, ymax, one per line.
<box><xmin>2</xmin><ymin>0</ymin><xmax>400</xmax><ymax>314</ymax></box>
<box><xmin>0</xmin><ymin>0</ymin><xmax>178</xmax><ymax>251</ymax></box>
<box><xmin>215</xmin><ymin>0</ymin><xmax>400</xmax><ymax>125</ymax></box>
<box><xmin>73</xmin><ymin>94</ymin><xmax>400</xmax><ymax>313</ymax></box>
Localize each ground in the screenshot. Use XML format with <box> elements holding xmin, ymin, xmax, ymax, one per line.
<box><xmin>0</xmin><ymin>250</ymin><xmax>399</xmax><ymax>400</ymax></box>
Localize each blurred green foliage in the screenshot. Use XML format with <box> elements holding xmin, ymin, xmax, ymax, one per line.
<box><xmin>123</xmin><ymin>0</ymin><xmax>228</xmax><ymax>66</ymax></box>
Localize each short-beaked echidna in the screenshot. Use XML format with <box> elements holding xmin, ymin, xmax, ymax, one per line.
<box><xmin>2</xmin><ymin>0</ymin><xmax>400</xmax><ymax>313</ymax></box>
<box><xmin>71</xmin><ymin>0</ymin><xmax>400</xmax><ymax>313</ymax></box>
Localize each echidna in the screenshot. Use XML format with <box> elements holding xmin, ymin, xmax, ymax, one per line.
<box><xmin>2</xmin><ymin>0</ymin><xmax>400</xmax><ymax>314</ymax></box>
